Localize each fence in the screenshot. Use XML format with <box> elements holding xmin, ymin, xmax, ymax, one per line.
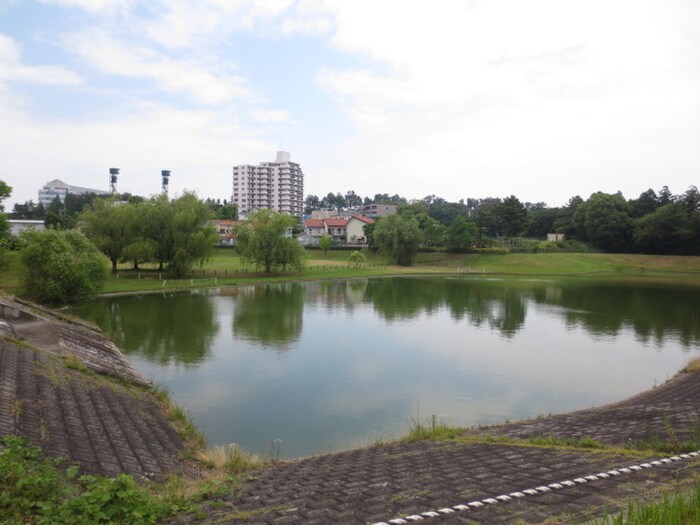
<box><xmin>113</xmin><ymin>264</ymin><xmax>384</xmax><ymax>282</ymax></box>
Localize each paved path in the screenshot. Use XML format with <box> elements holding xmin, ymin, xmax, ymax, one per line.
<box><xmin>172</xmin><ymin>369</ymin><xmax>700</xmax><ymax>525</ymax></box>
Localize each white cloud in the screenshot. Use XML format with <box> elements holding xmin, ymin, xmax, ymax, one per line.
<box><xmin>305</xmin><ymin>0</ymin><xmax>700</xmax><ymax>203</ymax></box>
<box><xmin>3</xmin><ymin>0</ymin><xmax>700</xmax><ymax>207</ymax></box>
<box><xmin>249</xmin><ymin>109</ymin><xmax>291</xmax><ymax>123</ymax></box>
<box><xmin>38</xmin><ymin>0</ymin><xmax>131</xmax><ymax>13</ymax></box>
<box><xmin>0</xmin><ymin>99</ymin><xmax>273</xmax><ymax>204</ymax></box>
<box><xmin>61</xmin><ymin>29</ymin><xmax>253</xmax><ymax>104</ymax></box>
<box><xmin>0</xmin><ymin>33</ymin><xmax>82</xmax><ymax>85</ymax></box>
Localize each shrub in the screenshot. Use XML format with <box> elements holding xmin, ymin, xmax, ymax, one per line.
<box><xmin>19</xmin><ymin>229</ymin><xmax>109</xmax><ymax>304</ymax></box>
<box><xmin>348</xmin><ymin>250</ymin><xmax>367</xmax><ymax>268</ymax></box>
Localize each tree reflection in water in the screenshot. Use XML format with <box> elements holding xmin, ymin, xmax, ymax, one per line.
<box><xmin>232</xmin><ymin>284</ymin><xmax>304</xmax><ymax>351</ymax></box>
<box><xmin>74</xmin><ymin>291</ymin><xmax>218</xmax><ymax>366</ymax></box>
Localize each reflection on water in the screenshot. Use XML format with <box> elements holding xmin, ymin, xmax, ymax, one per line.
<box><xmin>73</xmin><ymin>277</ymin><xmax>700</xmax><ymax>457</ymax></box>
<box><xmin>232</xmin><ymin>284</ymin><xmax>304</xmax><ymax>351</ymax></box>
<box><xmin>77</xmin><ymin>292</ymin><xmax>219</xmax><ymax>366</ymax></box>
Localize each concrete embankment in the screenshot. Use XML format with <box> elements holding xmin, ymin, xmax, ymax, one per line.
<box><xmin>0</xmin><ymin>297</ymin><xmax>192</xmax><ymax>479</ymax></box>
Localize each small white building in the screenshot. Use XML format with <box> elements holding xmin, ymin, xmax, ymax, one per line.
<box><xmin>8</xmin><ymin>220</ymin><xmax>45</xmax><ymax>236</ymax></box>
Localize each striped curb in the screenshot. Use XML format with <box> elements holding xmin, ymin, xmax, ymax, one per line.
<box><xmin>371</xmin><ymin>450</ymin><xmax>700</xmax><ymax>524</ymax></box>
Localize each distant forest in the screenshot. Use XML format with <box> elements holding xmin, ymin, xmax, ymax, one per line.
<box><xmin>304</xmin><ymin>186</ymin><xmax>700</xmax><ymax>255</ymax></box>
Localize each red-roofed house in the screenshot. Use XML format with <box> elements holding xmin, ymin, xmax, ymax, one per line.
<box><xmin>213</xmin><ymin>219</ymin><xmax>244</xmax><ymax>246</ymax></box>
<box><xmin>324</xmin><ymin>218</ymin><xmax>349</xmax><ymax>242</ymax></box>
<box><xmin>346</xmin><ymin>215</ymin><xmax>374</xmax><ymax>244</ymax></box>
<box><xmin>303</xmin><ymin>218</ymin><xmax>326</xmax><ymax>240</ymax></box>
<box><xmin>301</xmin><ymin>215</ymin><xmax>374</xmax><ymax>245</ymax></box>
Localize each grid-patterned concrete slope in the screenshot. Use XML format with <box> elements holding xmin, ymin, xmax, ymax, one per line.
<box><xmin>0</xmin><ymin>299</ymin><xmax>191</xmax><ymax>480</ymax></box>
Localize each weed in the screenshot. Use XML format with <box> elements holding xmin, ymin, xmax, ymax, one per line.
<box><xmin>12</xmin><ymin>399</ymin><xmax>22</xmax><ymax>422</ymax></box>
<box><xmin>528</xmin><ymin>436</ymin><xmax>606</xmax><ymax>450</ymax></box>
<box><xmin>0</xmin><ymin>435</ymin><xmax>186</xmax><ymax>525</ymax></box>
<box><xmin>200</xmin><ymin>444</ymin><xmax>268</xmax><ymax>476</ymax></box>
<box><xmin>403</xmin><ymin>414</ymin><xmax>460</xmax><ymax>442</ymax></box>
<box><xmin>62</xmin><ymin>354</ymin><xmax>89</xmax><ymax>373</ymax></box>
<box><xmin>150</xmin><ymin>385</ymin><xmax>206</xmax><ymax>451</ymax></box>
<box><xmin>683</xmin><ymin>357</ymin><xmax>700</xmax><ymax>373</ymax></box>
<box><xmin>596</xmin><ymin>485</ymin><xmax>700</xmax><ymax>524</ymax></box>
<box><xmin>628</xmin><ymin>417</ymin><xmax>700</xmax><ymax>454</ymax></box>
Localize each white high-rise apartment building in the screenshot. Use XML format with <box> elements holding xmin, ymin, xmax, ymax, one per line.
<box><xmin>232</xmin><ymin>151</ymin><xmax>304</xmax><ymax>218</ymax></box>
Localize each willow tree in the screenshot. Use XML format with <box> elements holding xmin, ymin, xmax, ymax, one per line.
<box><xmin>235</xmin><ymin>209</ymin><xmax>304</xmax><ymax>273</ymax></box>
<box><xmin>373</xmin><ymin>214</ymin><xmax>422</xmax><ymax>266</ymax></box>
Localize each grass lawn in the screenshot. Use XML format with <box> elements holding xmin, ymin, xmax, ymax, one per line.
<box><xmin>2</xmin><ymin>249</ymin><xmax>700</xmax><ymax>297</ymax></box>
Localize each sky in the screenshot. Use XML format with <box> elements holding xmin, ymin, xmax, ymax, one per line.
<box><xmin>1</xmin><ymin>0</ymin><xmax>699</xmax><ymax>209</ymax></box>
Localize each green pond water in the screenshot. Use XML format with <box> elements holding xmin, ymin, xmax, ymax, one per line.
<box><xmin>73</xmin><ymin>276</ymin><xmax>700</xmax><ymax>458</ymax></box>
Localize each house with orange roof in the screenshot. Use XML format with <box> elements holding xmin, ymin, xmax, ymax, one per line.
<box><xmin>346</xmin><ymin>215</ymin><xmax>374</xmax><ymax>244</ymax></box>
<box><xmin>301</xmin><ymin>215</ymin><xmax>374</xmax><ymax>246</ymax></box>
<box><xmin>212</xmin><ymin>219</ymin><xmax>244</xmax><ymax>246</ymax></box>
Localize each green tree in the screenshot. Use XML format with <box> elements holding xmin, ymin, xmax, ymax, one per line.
<box><xmin>10</xmin><ymin>200</ymin><xmax>45</xmax><ymax>220</ymax></box>
<box><xmin>633</xmin><ymin>203</ymin><xmax>691</xmax><ymax>254</ymax></box>
<box><xmin>474</xmin><ymin>198</ymin><xmax>502</xmax><ymax>238</ymax></box>
<box><xmin>445</xmin><ymin>216</ymin><xmax>477</xmax><ymax>252</ymax></box>
<box><xmin>141</xmin><ymin>194</ymin><xmax>175</xmax><ymax>271</ymax></box>
<box><xmin>580</xmin><ymin>192</ymin><xmax>633</xmax><ymax>252</ymax></box>
<box><xmin>363</xmin><ymin>221</ymin><xmax>377</xmax><ymax>251</ymax></box>
<box><xmin>0</xmin><ymin>180</ymin><xmax>11</xmax><ymax>237</ymax></box>
<box><xmin>235</xmin><ymin>209</ymin><xmax>305</xmax><ymax>273</ymax></box>
<box><xmin>0</xmin><ymin>180</ymin><xmax>11</xmax><ymax>261</ymax></box>
<box><xmin>373</xmin><ymin>213</ymin><xmax>422</xmax><ymax>266</ymax></box>
<box><xmin>426</xmin><ymin>197</ymin><xmax>470</xmax><ymax>226</ymax></box>
<box><xmin>44</xmin><ymin>196</ymin><xmax>74</xmax><ymax>230</ymax></box>
<box><xmin>319</xmin><ymin>234</ymin><xmax>333</xmax><ymax>255</ymax></box>
<box><xmin>80</xmin><ymin>199</ymin><xmax>139</xmax><ymax>273</ymax></box>
<box><xmin>19</xmin><ymin>229</ymin><xmax>108</xmax><ymax>304</ymax></box>
<box><xmin>554</xmin><ymin>195</ymin><xmax>584</xmax><ymax>238</ymax></box>
<box><xmin>526</xmin><ymin>207</ymin><xmax>559</xmax><ymax>238</ymax></box>
<box><xmin>628</xmin><ymin>188</ymin><xmax>660</xmax><ymax>218</ymax></box>
<box><xmin>140</xmin><ymin>193</ymin><xmax>217</xmax><ymax>276</ymax></box>
<box><xmin>418</xmin><ymin>215</ymin><xmax>446</xmax><ymax>249</ymax></box>
<box><xmin>304</xmin><ymin>194</ymin><xmax>321</xmax><ymax>214</ymax></box>
<box><xmin>169</xmin><ymin>193</ymin><xmax>219</xmax><ymax>277</ymax></box>
<box><xmin>496</xmin><ymin>195</ymin><xmax>529</xmax><ymax>238</ymax></box>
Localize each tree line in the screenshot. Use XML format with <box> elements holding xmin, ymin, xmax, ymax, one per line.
<box><xmin>308</xmin><ymin>186</ymin><xmax>700</xmax><ymax>259</ymax></box>
<box><xmin>9</xmin><ymin>193</ymin><xmax>236</xmax><ymax>226</ymax></box>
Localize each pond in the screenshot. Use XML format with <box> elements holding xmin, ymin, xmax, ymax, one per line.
<box><xmin>73</xmin><ymin>277</ymin><xmax>700</xmax><ymax>458</ymax></box>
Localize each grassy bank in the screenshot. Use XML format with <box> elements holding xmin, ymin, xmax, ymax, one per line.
<box><xmin>2</xmin><ymin>251</ymin><xmax>700</xmax><ymax>297</ymax></box>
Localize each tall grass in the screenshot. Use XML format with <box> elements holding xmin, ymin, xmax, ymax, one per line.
<box><xmin>598</xmin><ymin>486</ymin><xmax>700</xmax><ymax>525</ymax></box>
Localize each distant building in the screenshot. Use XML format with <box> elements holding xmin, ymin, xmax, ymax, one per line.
<box><xmin>8</xmin><ymin>220</ymin><xmax>45</xmax><ymax>236</ymax></box>
<box><xmin>300</xmin><ymin>215</ymin><xmax>374</xmax><ymax>246</ymax></box>
<box><xmin>361</xmin><ymin>203</ymin><xmax>397</xmax><ymax>218</ymax></box>
<box><xmin>212</xmin><ymin>219</ymin><xmax>244</xmax><ymax>246</ymax></box>
<box><xmin>232</xmin><ymin>151</ymin><xmax>304</xmax><ymax>218</ymax></box>
<box><xmin>547</xmin><ymin>233</ymin><xmax>566</xmax><ymax>242</ymax></box>
<box><xmin>38</xmin><ymin>179</ymin><xmax>109</xmax><ymax>207</ymax></box>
